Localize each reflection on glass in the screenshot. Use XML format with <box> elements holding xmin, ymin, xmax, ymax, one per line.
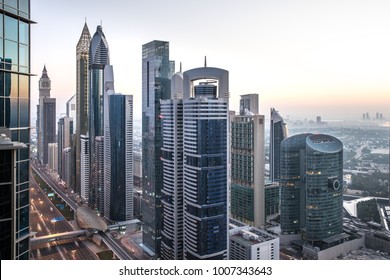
<box><xmin>19</xmin><ymin>44</ymin><xmax>28</xmax><ymax>68</ymax></box>
<box><xmin>19</xmin><ymin>75</ymin><xmax>28</xmax><ymax>98</ymax></box>
<box><xmin>19</xmin><ymin>21</ymin><xmax>29</xmax><ymax>45</ymax></box>
<box><xmin>19</xmin><ymin>98</ymin><xmax>28</xmax><ymax>127</ymax></box>
<box><xmin>5</xmin><ymin>97</ymin><xmax>18</xmax><ymax>128</ymax></box>
<box><xmin>0</xmin><ymin>14</ymin><xmax>3</xmax><ymax>38</ymax></box>
<box><xmin>5</xmin><ymin>40</ymin><xmax>18</xmax><ymax>70</ymax></box>
<box><xmin>4</xmin><ymin>15</ymin><xmax>17</xmax><ymax>42</ymax></box>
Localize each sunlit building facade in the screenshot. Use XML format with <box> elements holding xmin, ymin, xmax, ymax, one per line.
<box><xmin>231</xmin><ymin>94</ymin><xmax>266</xmax><ymax>228</ymax></box>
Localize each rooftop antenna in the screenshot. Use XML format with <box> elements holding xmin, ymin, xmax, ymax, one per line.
<box><xmin>180</xmin><ymin>62</ymin><xmax>182</xmax><ymax>73</ymax></box>
<box><xmin>204</xmin><ymin>56</ymin><xmax>207</xmax><ymax>67</ymax></box>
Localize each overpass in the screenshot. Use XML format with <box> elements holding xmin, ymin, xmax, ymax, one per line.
<box><xmin>30</xmin><ymin>230</ymin><xmax>87</xmax><ymax>245</ymax></box>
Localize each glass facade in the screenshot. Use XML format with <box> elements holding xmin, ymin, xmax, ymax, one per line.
<box><xmin>269</xmin><ymin>108</ymin><xmax>287</xmax><ymax>182</ymax></box>
<box><xmin>280</xmin><ymin>133</ymin><xmax>344</xmax><ymax>244</ymax></box>
<box><xmin>0</xmin><ymin>0</ymin><xmax>31</xmax><ymax>260</ymax></box>
<box><xmin>105</xmin><ymin>94</ymin><xmax>133</xmax><ymax>222</ymax></box>
<box><xmin>305</xmin><ymin>134</ymin><xmax>343</xmax><ymax>242</ymax></box>
<box><xmin>88</xmin><ymin>25</ymin><xmax>109</xmax><ymax>212</ymax></box>
<box><xmin>142</xmin><ymin>40</ymin><xmax>171</xmax><ymax>257</ymax></box>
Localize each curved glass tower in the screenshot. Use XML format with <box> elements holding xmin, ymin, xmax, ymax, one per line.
<box><xmin>305</xmin><ymin>134</ymin><xmax>343</xmax><ymax>242</ymax></box>
<box><xmin>88</xmin><ymin>25</ymin><xmax>109</xmax><ymax>212</ymax></box>
<box><xmin>280</xmin><ymin>133</ymin><xmax>312</xmax><ymax>234</ymax></box>
<box><xmin>280</xmin><ymin>133</ymin><xmax>343</xmax><ymax>245</ymax></box>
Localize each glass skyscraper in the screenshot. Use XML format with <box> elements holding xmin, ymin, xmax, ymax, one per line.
<box><xmin>88</xmin><ymin>25</ymin><xmax>109</xmax><ymax>213</ymax></box>
<box><xmin>142</xmin><ymin>40</ymin><xmax>172</xmax><ymax>257</ymax></box>
<box><xmin>280</xmin><ymin>133</ymin><xmax>344</xmax><ymax>246</ymax></box>
<box><xmin>0</xmin><ymin>0</ymin><xmax>32</xmax><ymax>259</ymax></box>
<box><xmin>269</xmin><ymin>107</ymin><xmax>287</xmax><ymax>182</ymax></box>
<box><xmin>182</xmin><ymin>66</ymin><xmax>229</xmax><ymax>260</ymax></box>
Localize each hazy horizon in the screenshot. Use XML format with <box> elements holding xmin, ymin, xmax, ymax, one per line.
<box><xmin>31</xmin><ymin>0</ymin><xmax>390</xmax><ymax>123</ymax></box>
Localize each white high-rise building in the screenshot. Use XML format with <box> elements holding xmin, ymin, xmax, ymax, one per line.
<box><xmin>161</xmin><ymin>65</ymin><xmax>230</xmax><ymax>260</ymax></box>
<box><xmin>80</xmin><ymin>134</ymin><xmax>89</xmax><ymax>203</ymax></box>
<box><xmin>48</xmin><ymin>143</ymin><xmax>58</xmax><ymax>172</ymax></box>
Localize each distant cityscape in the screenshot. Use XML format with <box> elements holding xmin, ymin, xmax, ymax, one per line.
<box><xmin>1</xmin><ymin>0</ymin><xmax>389</xmax><ymax>261</ymax></box>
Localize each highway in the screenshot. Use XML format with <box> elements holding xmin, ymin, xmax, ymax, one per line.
<box><xmin>31</xmin><ymin>162</ymin><xmax>134</xmax><ymax>260</ymax></box>
<box><xmin>30</xmin><ymin>174</ymin><xmax>97</xmax><ymax>260</ymax></box>
<box><xmin>100</xmin><ymin>232</ymin><xmax>133</xmax><ymax>260</ymax></box>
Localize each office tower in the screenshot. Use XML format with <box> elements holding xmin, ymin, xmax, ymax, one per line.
<box><xmin>280</xmin><ymin>133</ymin><xmax>343</xmax><ymax>246</ymax></box>
<box><xmin>57</xmin><ymin>116</ymin><xmax>73</xmax><ymax>180</ymax></box>
<box><xmin>182</xmin><ymin>66</ymin><xmax>229</xmax><ymax>260</ymax></box>
<box><xmin>142</xmin><ymin>40</ymin><xmax>172</xmax><ymax>257</ymax></box>
<box><xmin>316</xmin><ymin>116</ymin><xmax>322</xmax><ymax>124</ymax></box>
<box><xmin>48</xmin><ymin>142</ymin><xmax>58</xmax><ymax>172</ymax></box>
<box><xmin>269</xmin><ymin>108</ymin><xmax>287</xmax><ymax>182</ymax></box>
<box><xmin>305</xmin><ymin>134</ymin><xmax>343</xmax><ymax>242</ymax></box>
<box><xmin>37</xmin><ymin>66</ymin><xmax>56</xmax><ymax>165</ymax></box>
<box><xmin>161</xmin><ymin>70</ymin><xmax>184</xmax><ymax>260</ymax></box>
<box><xmin>76</xmin><ymin>22</ymin><xmax>91</xmax><ymax>194</ymax></box>
<box><xmin>231</xmin><ymin>94</ymin><xmax>266</xmax><ymax>228</ymax></box>
<box><xmin>0</xmin><ymin>135</ymin><xmax>28</xmax><ymax>259</ymax></box>
<box><xmin>103</xmin><ymin>65</ymin><xmax>134</xmax><ymax>222</ymax></box>
<box><xmin>229</xmin><ymin>220</ymin><xmax>279</xmax><ymax>260</ymax></box>
<box><xmin>88</xmin><ymin>25</ymin><xmax>109</xmax><ymax>211</ymax></box>
<box><xmin>93</xmin><ymin>136</ymin><xmax>104</xmax><ymax>214</ymax></box>
<box><xmin>0</xmin><ymin>1</ymin><xmax>32</xmax><ymax>259</ymax></box>
<box><xmin>280</xmin><ymin>133</ymin><xmax>311</xmax><ymax>235</ymax></box>
<box><xmin>80</xmin><ymin>134</ymin><xmax>89</xmax><ymax>203</ymax></box>
<box><xmin>239</xmin><ymin>93</ymin><xmax>259</xmax><ymax>115</ymax></box>
<box><xmin>63</xmin><ymin>146</ymin><xmax>76</xmax><ymax>192</ymax></box>
<box><xmin>66</xmin><ymin>95</ymin><xmax>76</xmax><ymax>131</ymax></box>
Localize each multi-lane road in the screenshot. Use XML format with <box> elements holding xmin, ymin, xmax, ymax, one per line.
<box><xmin>30</xmin><ymin>173</ymin><xmax>97</xmax><ymax>260</ymax></box>
<box><xmin>30</xmin><ymin>161</ymin><xmax>134</xmax><ymax>260</ymax></box>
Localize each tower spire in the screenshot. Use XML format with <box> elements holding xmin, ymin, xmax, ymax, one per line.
<box><xmin>180</xmin><ymin>62</ymin><xmax>182</xmax><ymax>73</ymax></box>
<box><xmin>204</xmin><ymin>56</ymin><xmax>207</xmax><ymax>67</ymax></box>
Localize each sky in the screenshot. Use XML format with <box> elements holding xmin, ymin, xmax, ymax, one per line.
<box><xmin>31</xmin><ymin>0</ymin><xmax>390</xmax><ymax>123</ymax></box>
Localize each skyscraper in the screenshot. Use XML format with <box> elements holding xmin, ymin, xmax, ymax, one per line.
<box><xmin>182</xmin><ymin>66</ymin><xmax>229</xmax><ymax>260</ymax></box>
<box><xmin>88</xmin><ymin>25</ymin><xmax>109</xmax><ymax>212</ymax></box>
<box><xmin>142</xmin><ymin>40</ymin><xmax>172</xmax><ymax>257</ymax></box>
<box><xmin>66</xmin><ymin>95</ymin><xmax>76</xmax><ymax>131</ymax></box>
<box><xmin>75</xmin><ymin>22</ymin><xmax>91</xmax><ymax>195</ymax></box>
<box><xmin>269</xmin><ymin>108</ymin><xmax>287</xmax><ymax>182</ymax></box>
<box><xmin>57</xmin><ymin>116</ymin><xmax>73</xmax><ymax>181</ymax></box>
<box><xmin>231</xmin><ymin>94</ymin><xmax>266</xmax><ymax>228</ymax></box>
<box><xmin>0</xmin><ymin>0</ymin><xmax>32</xmax><ymax>259</ymax></box>
<box><xmin>37</xmin><ymin>66</ymin><xmax>56</xmax><ymax>165</ymax></box>
<box><xmin>103</xmin><ymin>65</ymin><xmax>134</xmax><ymax>222</ymax></box>
<box><xmin>280</xmin><ymin>133</ymin><xmax>344</xmax><ymax>247</ymax></box>
<box><xmin>160</xmin><ymin>70</ymin><xmax>184</xmax><ymax>260</ymax></box>
<box><xmin>305</xmin><ymin>134</ymin><xmax>343</xmax><ymax>243</ymax></box>
<box><xmin>80</xmin><ymin>134</ymin><xmax>89</xmax><ymax>203</ymax></box>
<box><xmin>280</xmin><ymin>133</ymin><xmax>311</xmax><ymax>235</ymax></box>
